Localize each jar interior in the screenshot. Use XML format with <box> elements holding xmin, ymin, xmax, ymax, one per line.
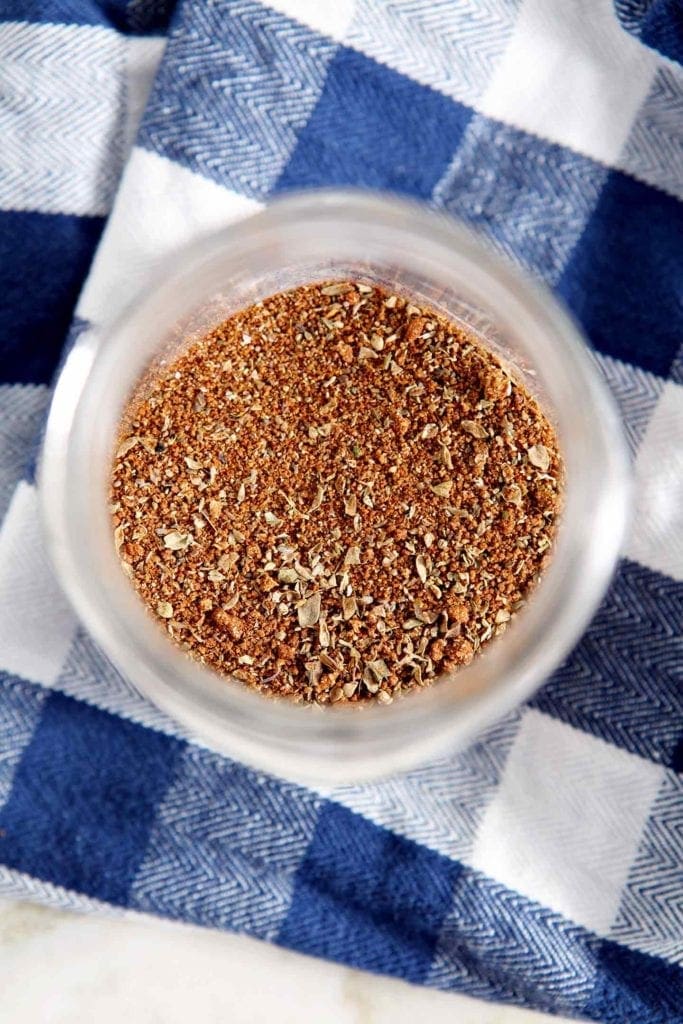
<box><xmin>114</xmin><ymin>258</ymin><xmax>561</xmax><ymax>706</ymax></box>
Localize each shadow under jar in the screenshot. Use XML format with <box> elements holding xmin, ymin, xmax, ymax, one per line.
<box><xmin>40</xmin><ymin>190</ymin><xmax>630</xmax><ymax>784</ymax></box>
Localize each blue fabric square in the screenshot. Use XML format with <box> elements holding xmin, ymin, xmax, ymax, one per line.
<box><xmin>531</xmin><ymin>561</ymin><xmax>683</xmax><ymax>769</ymax></box>
<box><xmin>276</xmin><ymin>46</ymin><xmax>472</xmax><ymax>198</ymax></box>
<box><xmin>433</xmin><ymin>115</ymin><xmax>607</xmax><ymax>284</ymax></box>
<box><xmin>558</xmin><ymin>170</ymin><xmax>683</xmax><ymax>378</ymax></box>
<box><xmin>0</xmin><ymin>691</ymin><xmax>184</xmax><ymax>904</ymax></box>
<box><xmin>639</xmin><ymin>0</ymin><xmax>683</xmax><ymax>62</ymax></box>
<box><xmin>428</xmin><ymin>867</ymin><xmax>599</xmax><ymax>1016</ymax></box>
<box><xmin>0</xmin><ymin>0</ymin><xmax>176</xmax><ymax>33</ymax></box>
<box><xmin>278</xmin><ymin>802</ymin><xmax>460</xmax><ymax>983</ymax></box>
<box><xmin>139</xmin><ymin>0</ymin><xmax>338</xmax><ymax>199</ymax></box>
<box><xmin>19</xmin><ymin>317</ymin><xmax>91</xmax><ymax>486</ymax></box>
<box><xmin>673</xmin><ymin>735</ymin><xmax>683</xmax><ymax>774</ymax></box>
<box><xmin>584</xmin><ymin>938</ymin><xmax>683</xmax><ymax>1023</ymax></box>
<box><xmin>0</xmin><ymin>0</ymin><xmax>112</xmax><ymax>28</ymax></box>
<box><xmin>131</xmin><ymin>745</ymin><xmax>322</xmax><ymax>940</ymax></box>
<box><xmin>124</xmin><ymin>0</ymin><xmax>177</xmax><ymax>34</ymax></box>
<box><xmin>0</xmin><ymin>211</ymin><xmax>104</xmax><ymax>386</ymax></box>
<box><xmin>615</xmin><ymin>0</ymin><xmax>683</xmax><ymax>63</ymax></box>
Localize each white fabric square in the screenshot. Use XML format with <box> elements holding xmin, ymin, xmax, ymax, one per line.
<box><xmin>0</xmin><ymin>21</ymin><xmax>126</xmax><ymax>216</ymax></box>
<box><xmin>480</xmin><ymin>0</ymin><xmax>660</xmax><ymax>168</ymax></box>
<box><xmin>265</xmin><ymin>0</ymin><xmax>356</xmax><ymax>41</ymax></box>
<box><xmin>0</xmin><ymin>483</ymin><xmax>77</xmax><ymax>686</ymax></box>
<box><xmin>78</xmin><ymin>147</ymin><xmax>261</xmax><ymax>328</ymax></box>
<box><xmin>470</xmin><ymin>709</ymin><xmax>663</xmax><ymax>934</ymax></box>
<box><xmin>346</xmin><ymin>0</ymin><xmax>520</xmax><ymax>108</ymax></box>
<box><xmin>625</xmin><ymin>381</ymin><xmax>683</xmax><ymax>581</ymax></box>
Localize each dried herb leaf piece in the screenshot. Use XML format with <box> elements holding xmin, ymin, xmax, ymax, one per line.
<box><xmin>527</xmin><ymin>444</ymin><xmax>550</xmax><ymax>472</ymax></box>
<box><xmin>163</xmin><ymin>531</ymin><xmax>193</xmax><ymax>551</ymax></box>
<box><xmin>297</xmin><ymin>592</ymin><xmax>321</xmax><ymax>628</ymax></box>
<box><xmin>461</xmin><ymin>420</ymin><xmax>488</xmax><ymax>439</ymax></box>
<box><xmin>430</xmin><ymin>480</ymin><xmax>453</xmax><ymax>498</ymax></box>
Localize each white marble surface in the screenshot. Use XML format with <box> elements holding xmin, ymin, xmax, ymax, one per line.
<box><xmin>0</xmin><ymin>899</ymin><xmax>577</xmax><ymax>1023</ymax></box>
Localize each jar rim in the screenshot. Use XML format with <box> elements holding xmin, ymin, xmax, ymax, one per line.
<box><xmin>39</xmin><ymin>188</ymin><xmax>630</xmax><ymax>783</ymax></box>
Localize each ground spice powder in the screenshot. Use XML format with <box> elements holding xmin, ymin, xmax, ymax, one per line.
<box><xmin>111</xmin><ymin>281</ymin><xmax>562</xmax><ymax>705</ymax></box>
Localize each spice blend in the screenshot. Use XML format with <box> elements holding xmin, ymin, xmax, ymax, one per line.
<box><xmin>111</xmin><ymin>281</ymin><xmax>562</xmax><ymax>705</ymax></box>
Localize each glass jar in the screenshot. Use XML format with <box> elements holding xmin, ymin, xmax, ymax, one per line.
<box><xmin>39</xmin><ymin>190</ymin><xmax>629</xmax><ymax>784</ymax></box>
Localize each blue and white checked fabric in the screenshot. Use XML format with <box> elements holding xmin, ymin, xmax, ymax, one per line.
<box><xmin>1</xmin><ymin>1</ymin><xmax>682</xmax><ymax>1020</ymax></box>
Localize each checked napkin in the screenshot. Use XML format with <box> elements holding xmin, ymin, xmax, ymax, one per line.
<box><xmin>0</xmin><ymin>1</ymin><xmax>682</xmax><ymax>1021</ymax></box>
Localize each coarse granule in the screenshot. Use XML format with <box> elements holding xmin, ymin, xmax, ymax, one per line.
<box><xmin>111</xmin><ymin>281</ymin><xmax>562</xmax><ymax>705</ymax></box>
